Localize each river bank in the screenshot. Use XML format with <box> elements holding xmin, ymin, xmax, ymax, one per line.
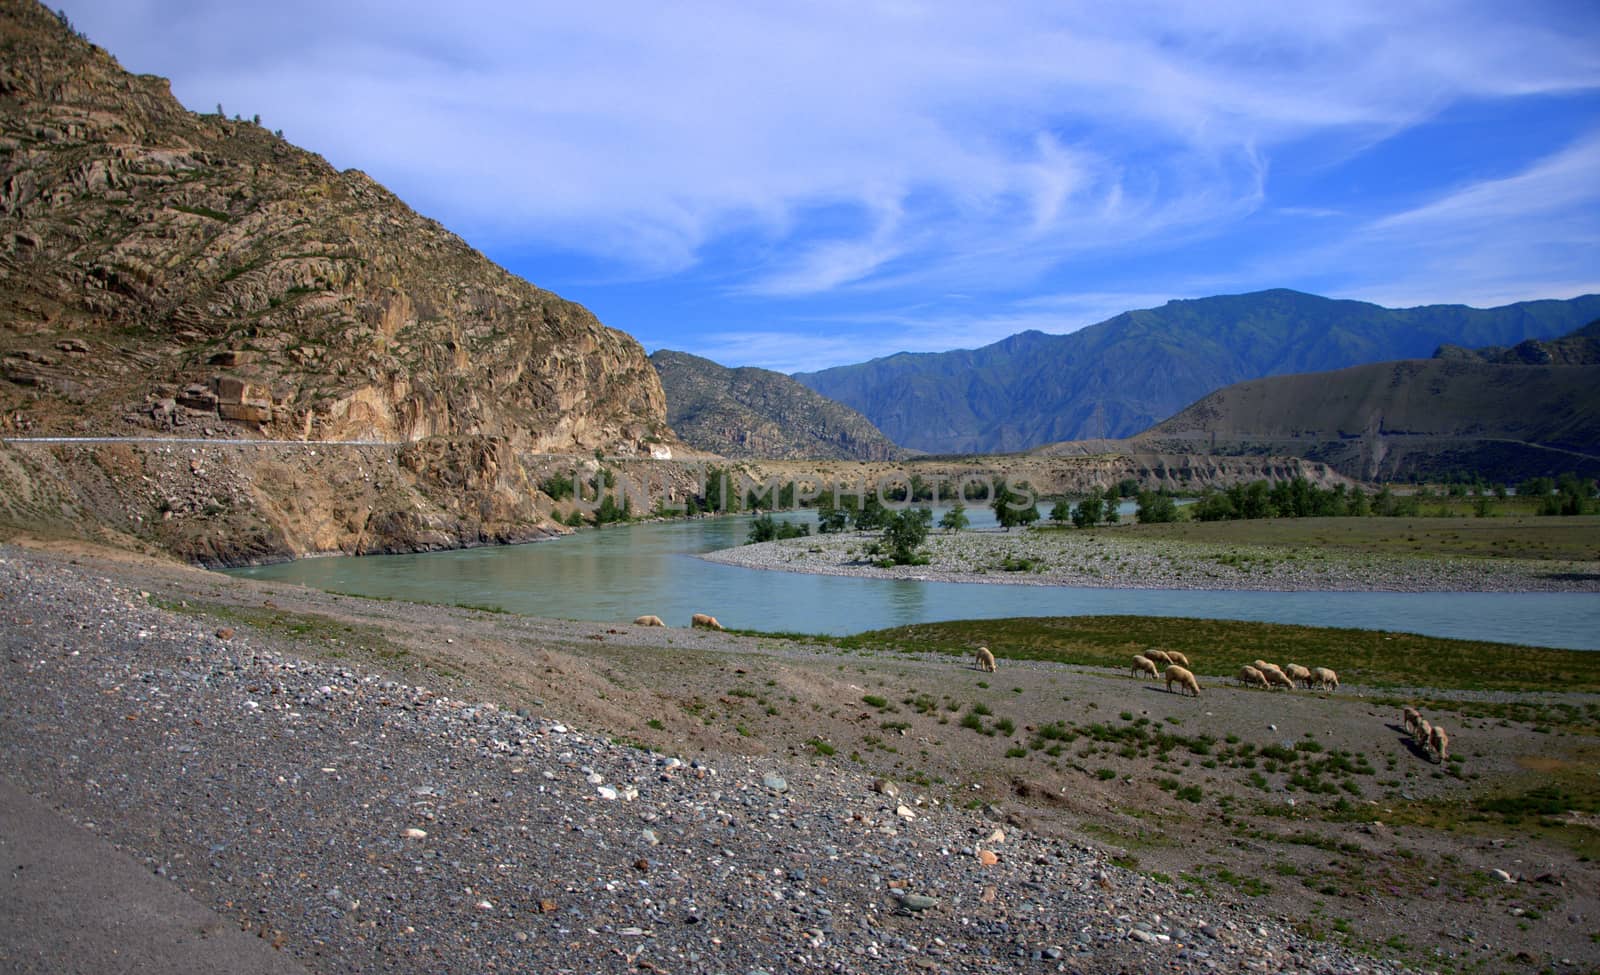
<box><xmin>4</xmin><ymin>539</ymin><xmax>1599</xmax><ymax>973</ymax></box>
<box><xmin>701</xmin><ymin>525</ymin><xmax>1600</xmax><ymax>593</ymax></box>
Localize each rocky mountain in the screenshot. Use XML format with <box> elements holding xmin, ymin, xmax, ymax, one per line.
<box><xmin>1132</xmin><ymin>326</ymin><xmax>1600</xmax><ymax>482</ymax></box>
<box><xmin>651</xmin><ymin>350</ymin><xmax>903</xmax><ymax>460</ymax></box>
<box><xmin>0</xmin><ymin>0</ymin><xmax>671</xmax><ymax>452</ymax></box>
<box><xmin>795</xmin><ymin>289</ymin><xmax>1600</xmax><ymax>455</ymax></box>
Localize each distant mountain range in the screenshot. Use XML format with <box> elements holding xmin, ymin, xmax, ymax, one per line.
<box><xmin>1131</xmin><ymin>321</ymin><xmax>1600</xmax><ymax>482</ymax></box>
<box><xmin>651</xmin><ymin>350</ymin><xmax>902</xmax><ymax>460</ymax></box>
<box><xmin>794</xmin><ymin>289</ymin><xmax>1600</xmax><ymax>455</ymax></box>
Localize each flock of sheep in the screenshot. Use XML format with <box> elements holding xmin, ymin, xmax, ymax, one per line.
<box><xmin>1402</xmin><ymin>705</ymin><xmax>1451</xmax><ymax>763</ymax></box>
<box><xmin>1127</xmin><ymin>648</ymin><xmax>1203</xmax><ymax>696</ymax></box>
<box><xmin>1233</xmin><ymin>660</ymin><xmax>1340</xmax><ymax>692</ymax></box>
<box><xmin>636</xmin><ymin>618</ymin><xmax>1453</xmax><ymax>769</ymax></box>
<box><xmin>632</xmin><ymin>613</ymin><xmax>724</xmax><ymax>630</ymax></box>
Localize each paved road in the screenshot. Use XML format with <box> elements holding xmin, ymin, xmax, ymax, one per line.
<box><xmin>0</xmin><ymin>779</ymin><xmax>312</xmax><ymax>975</ymax></box>
<box><xmin>0</xmin><ymin>437</ymin><xmax>396</xmax><ymax>446</ymax></box>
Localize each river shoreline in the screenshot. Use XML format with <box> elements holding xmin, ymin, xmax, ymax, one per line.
<box><xmin>700</xmin><ymin>527</ymin><xmax>1600</xmax><ymax>593</ymax></box>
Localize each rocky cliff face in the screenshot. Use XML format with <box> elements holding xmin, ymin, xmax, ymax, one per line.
<box><xmin>0</xmin><ymin>0</ymin><xmax>672</xmax><ymax>452</ymax></box>
<box><xmin>651</xmin><ymin>350</ymin><xmax>904</xmax><ymax>461</ymax></box>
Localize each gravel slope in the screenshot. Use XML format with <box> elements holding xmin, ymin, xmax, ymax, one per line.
<box><xmin>0</xmin><ymin>544</ymin><xmax>1416</xmax><ymax>974</ymax></box>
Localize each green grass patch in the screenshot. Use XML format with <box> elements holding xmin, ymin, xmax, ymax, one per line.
<box><xmin>1126</xmin><ymin>514</ymin><xmax>1600</xmax><ymax>562</ymax></box>
<box><xmin>829</xmin><ymin>615</ymin><xmax>1600</xmax><ymax>692</ymax></box>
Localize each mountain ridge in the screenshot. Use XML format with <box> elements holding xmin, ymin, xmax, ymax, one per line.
<box><xmin>651</xmin><ymin>350</ymin><xmax>903</xmax><ymax>461</ymax></box>
<box><xmin>795</xmin><ymin>288</ymin><xmax>1600</xmax><ymax>455</ymax></box>
<box><xmin>1130</xmin><ymin>321</ymin><xmax>1600</xmax><ymax>482</ymax></box>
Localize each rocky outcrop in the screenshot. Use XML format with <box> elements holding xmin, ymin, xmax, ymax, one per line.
<box><xmin>0</xmin><ymin>0</ymin><xmax>673</xmax><ymax>453</ymax></box>
<box><xmin>0</xmin><ymin>438</ymin><xmax>715</xmax><ymax>566</ymax></box>
<box><xmin>652</xmin><ymin>350</ymin><xmax>904</xmax><ymax>460</ymax></box>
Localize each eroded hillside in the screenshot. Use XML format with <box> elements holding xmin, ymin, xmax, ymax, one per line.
<box><xmin>0</xmin><ymin>0</ymin><xmax>671</xmax><ymax>452</ymax></box>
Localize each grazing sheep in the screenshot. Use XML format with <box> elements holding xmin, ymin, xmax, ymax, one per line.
<box><xmin>1263</xmin><ymin>667</ymin><xmax>1296</xmax><ymax>690</ymax></box>
<box><xmin>1237</xmin><ymin>665</ymin><xmax>1269</xmax><ymax>688</ymax></box>
<box><xmin>975</xmin><ymin>646</ymin><xmax>997</xmax><ymax>673</ymax></box>
<box><xmin>691</xmin><ymin>613</ymin><xmax>725</xmax><ymax>631</ymax></box>
<box><xmin>1164</xmin><ymin>664</ymin><xmax>1201</xmax><ymax>697</ymax></box>
<box><xmin>1402</xmin><ymin>706</ymin><xmax>1422</xmax><ymax>737</ymax></box>
<box><xmin>1416</xmin><ymin>719</ymin><xmax>1433</xmax><ymax>753</ymax></box>
<box><xmin>1312</xmin><ymin>666</ymin><xmax>1339</xmax><ymax>691</ymax></box>
<box><xmin>633</xmin><ymin>614</ymin><xmax>666</xmax><ymax>627</ymax></box>
<box><xmin>1132</xmin><ymin>655</ymin><xmax>1160</xmax><ymax>680</ymax></box>
<box><xmin>1142</xmin><ymin>648</ymin><xmax>1173</xmax><ymax>667</ymax></box>
<box><xmin>1285</xmin><ymin>663</ymin><xmax>1314</xmax><ymax>688</ymax></box>
<box><xmin>1253</xmin><ymin>661</ymin><xmax>1289</xmax><ymax>684</ymax></box>
<box><xmin>1428</xmin><ymin>724</ymin><xmax>1450</xmax><ymax>763</ymax></box>
<box><xmin>1165</xmin><ymin>650</ymin><xmax>1191</xmax><ymax>668</ymax></box>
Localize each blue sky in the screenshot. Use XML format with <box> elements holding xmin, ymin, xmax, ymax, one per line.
<box><xmin>60</xmin><ymin>1</ymin><xmax>1600</xmax><ymax>373</ymax></box>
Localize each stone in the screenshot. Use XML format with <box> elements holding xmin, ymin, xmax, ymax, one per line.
<box><xmin>762</xmin><ymin>772</ymin><xmax>788</xmax><ymax>793</ymax></box>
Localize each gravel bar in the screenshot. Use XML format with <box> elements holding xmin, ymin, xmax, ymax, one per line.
<box><xmin>0</xmin><ymin>545</ymin><xmax>1424</xmax><ymax>973</ymax></box>
<box><xmin>702</xmin><ymin>530</ymin><xmax>1600</xmax><ymax>593</ymax></box>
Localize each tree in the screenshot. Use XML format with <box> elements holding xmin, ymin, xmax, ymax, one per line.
<box><xmin>1072</xmin><ymin>488</ymin><xmax>1105</xmax><ymax>528</ymax></box>
<box><xmin>939</xmin><ymin>502</ymin><xmax>969</xmax><ymax>532</ymax></box>
<box><xmin>880</xmin><ymin>508</ymin><xmax>933</xmax><ymax>565</ymax></box>
<box><xmin>991</xmin><ymin>482</ymin><xmax>1038</xmax><ymax>531</ymax></box>
<box><xmin>1347</xmin><ymin>487</ymin><xmax>1370</xmax><ymax>517</ymax></box>
<box><xmin>1189</xmin><ymin>489</ymin><xmax>1236</xmax><ymax>522</ymax></box>
<box><xmin>1136</xmin><ymin>490</ymin><xmax>1179</xmax><ymax>524</ymax></box>
<box><xmin>748</xmin><ymin>514</ymin><xmax>809</xmax><ymax>543</ymax></box>
<box><xmin>815</xmin><ymin>501</ymin><xmax>850</xmax><ymax>534</ymax></box>
<box><xmin>853</xmin><ymin>494</ymin><xmax>889</xmax><ymax>531</ymax></box>
<box><xmin>1049</xmin><ymin>498</ymin><xmax>1072</xmax><ymax>524</ymax></box>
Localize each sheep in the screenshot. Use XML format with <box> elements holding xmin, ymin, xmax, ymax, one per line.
<box><xmin>1236</xmin><ymin>665</ymin><xmax>1269</xmax><ymax>688</ymax></box>
<box><xmin>1416</xmin><ymin>719</ymin><xmax>1433</xmax><ymax>754</ymax></box>
<box><xmin>633</xmin><ymin>614</ymin><xmax>666</xmax><ymax>627</ymax></box>
<box><xmin>1252</xmin><ymin>661</ymin><xmax>1290</xmax><ymax>685</ymax></box>
<box><xmin>1285</xmin><ymin>663</ymin><xmax>1314</xmax><ymax>688</ymax></box>
<box><xmin>1428</xmin><ymin>723</ymin><xmax>1450</xmax><ymax>763</ymax></box>
<box><xmin>1402</xmin><ymin>706</ymin><xmax>1422</xmax><ymax>738</ymax></box>
<box><xmin>690</xmin><ymin>613</ymin><xmax>725</xmax><ymax>631</ymax></box>
<box><xmin>1165</xmin><ymin>650</ymin><xmax>1191</xmax><ymax>668</ymax></box>
<box><xmin>1312</xmin><ymin>666</ymin><xmax>1339</xmax><ymax>691</ymax></box>
<box><xmin>1132</xmin><ymin>655</ymin><xmax>1160</xmax><ymax>680</ymax></box>
<box><xmin>1164</xmin><ymin>664</ymin><xmax>1201</xmax><ymax>697</ymax></box>
<box><xmin>1142</xmin><ymin>648</ymin><xmax>1173</xmax><ymax>667</ymax></box>
<box><xmin>975</xmin><ymin>646</ymin><xmax>997</xmax><ymax>673</ymax></box>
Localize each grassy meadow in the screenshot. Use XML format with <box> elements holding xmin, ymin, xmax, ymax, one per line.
<box><xmin>829</xmin><ymin>615</ymin><xmax>1600</xmax><ymax>695</ymax></box>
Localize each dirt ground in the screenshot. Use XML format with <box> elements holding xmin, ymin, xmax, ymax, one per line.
<box><xmin>10</xmin><ymin>535</ymin><xmax>1600</xmax><ymax>974</ymax></box>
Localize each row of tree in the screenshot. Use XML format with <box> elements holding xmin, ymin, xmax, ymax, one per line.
<box><xmin>1185</xmin><ymin>474</ymin><xmax>1598</xmax><ymax>522</ymax></box>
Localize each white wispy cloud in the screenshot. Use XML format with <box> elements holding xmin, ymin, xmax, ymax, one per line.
<box><xmin>1328</xmin><ymin>131</ymin><xmax>1600</xmax><ymax>308</ymax></box>
<box><xmin>62</xmin><ymin>0</ymin><xmax>1600</xmax><ymax>296</ymax></box>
